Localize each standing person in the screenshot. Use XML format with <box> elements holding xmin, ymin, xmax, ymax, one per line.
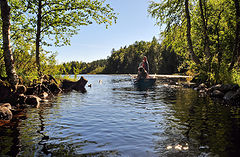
<box><xmin>137</xmin><ymin>56</ymin><xmax>149</xmax><ymax>80</ymax></box>
<box><xmin>141</xmin><ymin>56</ymin><xmax>149</xmax><ymax>73</ymax></box>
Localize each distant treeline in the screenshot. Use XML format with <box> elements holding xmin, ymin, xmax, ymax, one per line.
<box><xmin>61</xmin><ymin>37</ymin><xmax>182</xmax><ymax>75</ymax></box>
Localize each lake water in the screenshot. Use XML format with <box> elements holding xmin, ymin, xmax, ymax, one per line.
<box><xmin>1</xmin><ymin>75</ymin><xmax>240</xmax><ymax>156</ymax></box>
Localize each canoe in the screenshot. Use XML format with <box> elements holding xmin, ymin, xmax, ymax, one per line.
<box><xmin>133</xmin><ymin>78</ymin><xmax>156</xmax><ymax>88</ymax></box>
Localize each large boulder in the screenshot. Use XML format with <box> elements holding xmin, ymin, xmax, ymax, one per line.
<box><xmin>25</xmin><ymin>95</ymin><xmax>41</xmax><ymax>108</ymax></box>
<box><xmin>208</xmin><ymin>84</ymin><xmax>239</xmax><ymax>93</ymax></box>
<box><xmin>25</xmin><ymin>86</ymin><xmax>37</xmax><ymax>95</ymax></box>
<box><xmin>223</xmin><ymin>89</ymin><xmax>240</xmax><ymax>102</ymax></box>
<box><xmin>15</xmin><ymin>85</ymin><xmax>27</xmax><ymax>95</ymax></box>
<box><xmin>194</xmin><ymin>83</ymin><xmax>207</xmax><ymax>91</ymax></box>
<box><xmin>0</xmin><ymin>103</ymin><xmax>12</xmax><ymax>120</ymax></box>
<box><xmin>210</xmin><ymin>90</ymin><xmax>225</xmax><ymax>98</ymax></box>
<box><xmin>61</xmin><ymin>76</ymin><xmax>88</xmax><ymax>93</ymax></box>
<box><xmin>17</xmin><ymin>94</ymin><xmax>27</xmax><ymax>104</ymax></box>
<box><xmin>47</xmin><ymin>83</ymin><xmax>62</xmax><ymax>94</ymax></box>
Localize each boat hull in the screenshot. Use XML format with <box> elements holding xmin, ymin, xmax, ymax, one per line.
<box><xmin>133</xmin><ymin>78</ymin><xmax>156</xmax><ymax>88</ymax></box>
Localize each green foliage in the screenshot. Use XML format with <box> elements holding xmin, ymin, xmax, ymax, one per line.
<box><xmin>59</xmin><ymin>38</ymin><xmax>182</xmax><ymax>75</ymax></box>
<box><xmin>102</xmin><ymin>38</ymin><xmax>182</xmax><ymax>74</ymax></box>
<box><xmin>232</xmin><ymin>68</ymin><xmax>240</xmax><ymax>85</ymax></box>
<box><xmin>61</xmin><ymin>59</ymin><xmax>107</xmax><ymax>74</ymax></box>
<box><xmin>14</xmin><ymin>0</ymin><xmax>117</xmax><ymax>47</ymax></box>
<box><xmin>148</xmin><ymin>0</ymin><xmax>240</xmax><ymax>85</ymax></box>
<box><xmin>1</xmin><ymin>0</ymin><xmax>117</xmax><ymax>83</ymax></box>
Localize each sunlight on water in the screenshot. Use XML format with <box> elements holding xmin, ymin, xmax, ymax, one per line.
<box><xmin>1</xmin><ymin>75</ymin><xmax>240</xmax><ymax>156</ymax></box>
<box><xmin>166</xmin><ymin>143</ymin><xmax>189</xmax><ymax>151</ymax></box>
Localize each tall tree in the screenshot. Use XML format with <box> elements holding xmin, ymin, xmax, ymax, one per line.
<box><xmin>35</xmin><ymin>0</ymin><xmax>43</xmax><ymax>76</ymax></box>
<box><xmin>185</xmin><ymin>0</ymin><xmax>200</xmax><ymax>64</ymax></box>
<box><xmin>229</xmin><ymin>0</ymin><xmax>240</xmax><ymax>70</ymax></box>
<box><xmin>0</xmin><ymin>0</ymin><xmax>18</xmax><ymax>86</ymax></box>
<box><xmin>23</xmin><ymin>0</ymin><xmax>117</xmax><ymax>76</ymax></box>
<box><xmin>149</xmin><ymin>0</ymin><xmax>239</xmax><ymax>84</ymax></box>
<box><xmin>199</xmin><ymin>0</ymin><xmax>210</xmax><ymax>58</ymax></box>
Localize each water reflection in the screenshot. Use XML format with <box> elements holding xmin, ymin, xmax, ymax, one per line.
<box><xmin>0</xmin><ymin>75</ymin><xmax>240</xmax><ymax>156</ymax></box>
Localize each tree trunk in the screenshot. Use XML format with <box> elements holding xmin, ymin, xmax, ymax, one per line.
<box><xmin>199</xmin><ymin>0</ymin><xmax>210</xmax><ymax>58</ymax></box>
<box><xmin>229</xmin><ymin>0</ymin><xmax>240</xmax><ymax>70</ymax></box>
<box><xmin>0</xmin><ymin>0</ymin><xmax>18</xmax><ymax>86</ymax></box>
<box><xmin>36</xmin><ymin>0</ymin><xmax>42</xmax><ymax>77</ymax></box>
<box><xmin>185</xmin><ymin>0</ymin><xmax>201</xmax><ymax>65</ymax></box>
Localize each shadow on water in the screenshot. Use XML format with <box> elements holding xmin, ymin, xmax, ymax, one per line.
<box><xmin>0</xmin><ymin>119</ymin><xmax>21</xmax><ymax>156</ymax></box>
<box><xmin>153</xmin><ymin>87</ymin><xmax>240</xmax><ymax>156</ymax></box>
<box><xmin>1</xmin><ymin>75</ymin><xmax>240</xmax><ymax>156</ymax></box>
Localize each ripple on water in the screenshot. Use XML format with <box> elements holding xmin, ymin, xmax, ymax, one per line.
<box><xmin>1</xmin><ymin>75</ymin><xmax>240</xmax><ymax>156</ymax></box>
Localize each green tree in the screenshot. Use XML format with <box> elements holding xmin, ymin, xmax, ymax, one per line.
<box><xmin>145</xmin><ymin>37</ymin><xmax>161</xmax><ymax>73</ymax></box>
<box><xmin>20</xmin><ymin>0</ymin><xmax>117</xmax><ymax>76</ymax></box>
<box><xmin>0</xmin><ymin>0</ymin><xmax>18</xmax><ymax>86</ymax></box>
<box><xmin>229</xmin><ymin>0</ymin><xmax>240</xmax><ymax>70</ymax></box>
<box><xmin>149</xmin><ymin>0</ymin><xmax>240</xmax><ymax>84</ymax></box>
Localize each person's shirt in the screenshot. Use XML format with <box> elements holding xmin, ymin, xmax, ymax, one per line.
<box><xmin>142</xmin><ymin>60</ymin><xmax>149</xmax><ymax>73</ymax></box>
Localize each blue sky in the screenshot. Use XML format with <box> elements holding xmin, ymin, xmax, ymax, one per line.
<box><xmin>49</xmin><ymin>0</ymin><xmax>161</xmax><ymax>63</ymax></box>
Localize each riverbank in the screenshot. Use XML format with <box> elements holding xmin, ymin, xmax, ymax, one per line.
<box><xmin>0</xmin><ymin>75</ymin><xmax>88</xmax><ymax>124</ymax></box>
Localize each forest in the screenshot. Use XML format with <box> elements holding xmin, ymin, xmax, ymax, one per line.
<box><xmin>1</xmin><ymin>0</ymin><xmax>240</xmax><ymax>86</ymax></box>
<box><xmin>61</xmin><ymin>37</ymin><xmax>181</xmax><ymax>75</ymax></box>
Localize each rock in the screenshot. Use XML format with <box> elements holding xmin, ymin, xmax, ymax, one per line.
<box><xmin>208</xmin><ymin>84</ymin><xmax>222</xmax><ymax>92</ymax></box>
<box><xmin>41</xmin><ymin>74</ymin><xmax>58</xmax><ymax>85</ymax></box>
<box><xmin>223</xmin><ymin>90</ymin><xmax>240</xmax><ymax>102</ymax></box>
<box><xmin>48</xmin><ymin>83</ymin><xmax>62</xmax><ymax>94</ymax></box>
<box><xmin>208</xmin><ymin>84</ymin><xmax>239</xmax><ymax>94</ymax></box>
<box><xmin>16</xmin><ymin>94</ymin><xmax>28</xmax><ymax>109</ymax></box>
<box><xmin>25</xmin><ymin>95</ymin><xmax>40</xmax><ymax>108</ymax></box>
<box><xmin>198</xmin><ymin>83</ymin><xmax>207</xmax><ymax>90</ymax></box>
<box><xmin>61</xmin><ymin>76</ymin><xmax>88</xmax><ymax>93</ymax></box>
<box><xmin>169</xmin><ymin>80</ymin><xmax>177</xmax><ymax>85</ymax></box>
<box><xmin>210</xmin><ymin>90</ymin><xmax>224</xmax><ymax>98</ymax></box>
<box><xmin>17</xmin><ymin>94</ymin><xmax>27</xmax><ymax>104</ymax></box>
<box><xmin>73</xmin><ymin>86</ymin><xmax>87</xmax><ymax>93</ymax></box>
<box><xmin>199</xmin><ymin>89</ymin><xmax>207</xmax><ymax>94</ymax></box>
<box><xmin>15</xmin><ymin>85</ymin><xmax>27</xmax><ymax>94</ymax></box>
<box><xmin>223</xmin><ymin>91</ymin><xmax>236</xmax><ymax>101</ymax></box>
<box><xmin>219</xmin><ymin>84</ymin><xmax>239</xmax><ymax>93</ymax></box>
<box><xmin>0</xmin><ymin>103</ymin><xmax>12</xmax><ymax>120</ymax></box>
<box><xmin>40</xmin><ymin>92</ymin><xmax>48</xmax><ymax>99</ymax></box>
<box><xmin>26</xmin><ymin>86</ymin><xmax>36</xmax><ymax>95</ymax></box>
<box><xmin>0</xmin><ymin>103</ymin><xmax>12</xmax><ymax>110</ymax></box>
<box><xmin>182</xmin><ymin>82</ymin><xmax>196</xmax><ymax>88</ymax></box>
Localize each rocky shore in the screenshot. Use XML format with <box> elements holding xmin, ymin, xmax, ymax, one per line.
<box><xmin>194</xmin><ymin>83</ymin><xmax>240</xmax><ymax>105</ymax></box>
<box><xmin>0</xmin><ymin>75</ymin><xmax>88</xmax><ymax>124</ymax></box>
<box><xmin>155</xmin><ymin>79</ymin><xmax>240</xmax><ymax>105</ymax></box>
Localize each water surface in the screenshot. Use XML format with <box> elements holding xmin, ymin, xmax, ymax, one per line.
<box><xmin>1</xmin><ymin>75</ymin><xmax>240</xmax><ymax>156</ymax></box>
